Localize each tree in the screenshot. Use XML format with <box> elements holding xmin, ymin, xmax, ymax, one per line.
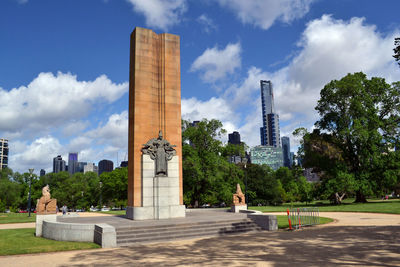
<box><xmin>394</xmin><ymin>37</ymin><xmax>400</xmax><ymax>68</ymax></box>
<box><xmin>100</xmin><ymin>167</ymin><xmax>127</xmax><ymax>208</ymax></box>
<box><xmin>182</xmin><ymin>119</ymin><xmax>244</xmax><ymax>207</ymax></box>
<box><xmin>315</xmin><ymin>72</ymin><xmax>400</xmax><ymax>202</ymax></box>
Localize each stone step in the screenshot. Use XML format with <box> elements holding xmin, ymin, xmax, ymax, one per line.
<box><xmin>117</xmin><ymin>221</ymin><xmax>260</xmax><ymax>239</ymax></box>
<box><xmin>115</xmin><ymin>218</ymin><xmax>254</xmax><ymax>233</ymax></box>
<box><xmin>116</xmin><ymin>219</ymin><xmax>262</xmax><ymax>246</ymax></box>
<box><xmin>116</xmin><ymin>219</ymin><xmax>256</xmax><ymax>235</ymax></box>
<box><xmin>117</xmin><ymin>223</ymin><xmax>261</xmax><ymax>241</ymax></box>
<box><xmin>118</xmin><ymin>228</ymin><xmax>259</xmax><ymax>246</ymax></box>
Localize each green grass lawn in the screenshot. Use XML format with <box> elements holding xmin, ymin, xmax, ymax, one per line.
<box><xmin>0</xmin><ymin>228</ymin><xmax>100</xmax><ymax>256</ymax></box>
<box><xmin>250</xmin><ymin>198</ymin><xmax>400</xmax><ymax>214</ymax></box>
<box><xmin>276</xmin><ymin>215</ymin><xmax>333</xmax><ymax>229</ymax></box>
<box><xmin>0</xmin><ymin>213</ymin><xmax>36</xmax><ymax>224</ymax></box>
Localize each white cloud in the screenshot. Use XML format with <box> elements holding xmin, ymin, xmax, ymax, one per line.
<box><xmin>190</xmin><ymin>43</ymin><xmax>241</xmax><ymax>83</ymax></box>
<box><xmin>126</xmin><ymin>0</ymin><xmax>187</xmax><ymax>31</ymax></box>
<box><xmin>197</xmin><ymin>14</ymin><xmax>217</xmax><ymax>33</ymax></box>
<box><xmin>86</xmin><ymin>111</ymin><xmax>128</xmax><ymax>150</ymax></box>
<box><xmin>10</xmin><ymin>136</ymin><xmax>63</xmax><ymax>173</ymax></box>
<box><xmin>0</xmin><ymin>72</ymin><xmax>128</xmax><ymax>135</ymax></box>
<box><xmin>217</xmin><ymin>0</ymin><xmax>314</xmax><ymax>30</ymax></box>
<box><xmin>62</xmin><ymin>121</ymin><xmax>89</xmax><ymax>136</ymax></box>
<box><xmin>194</xmin><ymin>15</ymin><xmax>400</xmax><ymax>149</ymax></box>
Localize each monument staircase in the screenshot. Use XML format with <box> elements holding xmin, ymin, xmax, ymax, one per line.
<box><xmin>116</xmin><ymin>217</ymin><xmax>263</xmax><ymax>246</ymax></box>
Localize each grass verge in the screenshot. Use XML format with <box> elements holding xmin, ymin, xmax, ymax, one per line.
<box><xmin>95</xmin><ymin>210</ymin><xmax>125</xmax><ymax>215</ymax></box>
<box><xmin>250</xmin><ymin>199</ymin><xmax>400</xmax><ymax>214</ymax></box>
<box><xmin>0</xmin><ymin>228</ymin><xmax>100</xmax><ymax>256</ymax></box>
<box><xmin>276</xmin><ymin>215</ymin><xmax>333</xmax><ymax>229</ymax></box>
<box><xmin>0</xmin><ymin>213</ymin><xmax>36</xmax><ymax>224</ymax></box>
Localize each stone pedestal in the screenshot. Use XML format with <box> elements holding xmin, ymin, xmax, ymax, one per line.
<box><xmin>231</xmin><ymin>205</ymin><xmax>247</xmax><ymax>213</ymax></box>
<box><xmin>126</xmin><ymin>155</ymin><xmax>185</xmax><ymax>220</ymax></box>
<box><xmin>35</xmin><ymin>214</ymin><xmax>57</xmax><ymax>237</ymax></box>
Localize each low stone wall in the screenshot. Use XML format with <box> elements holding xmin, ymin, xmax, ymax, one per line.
<box><xmin>42</xmin><ymin>220</ymin><xmax>116</xmax><ymax>248</ymax></box>
<box><xmin>247</xmin><ymin>214</ymin><xmax>278</xmax><ymax>231</ymax></box>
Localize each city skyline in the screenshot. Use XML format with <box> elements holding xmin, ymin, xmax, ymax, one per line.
<box><xmin>1</xmin><ymin>1</ymin><xmax>400</xmax><ymax>174</ymax></box>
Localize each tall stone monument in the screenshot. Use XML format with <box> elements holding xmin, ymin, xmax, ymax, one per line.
<box><xmin>126</xmin><ymin>27</ymin><xmax>185</xmax><ymax>220</ymax></box>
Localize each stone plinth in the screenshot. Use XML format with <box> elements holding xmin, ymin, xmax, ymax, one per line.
<box><xmin>35</xmin><ymin>214</ymin><xmax>57</xmax><ymax>237</ymax></box>
<box><xmin>126</xmin><ymin>155</ymin><xmax>185</xmax><ymax>220</ymax></box>
<box><xmin>128</xmin><ymin>27</ymin><xmax>183</xmax><ymax>210</ymax></box>
<box><xmin>231</xmin><ymin>205</ymin><xmax>248</xmax><ymax>213</ymax></box>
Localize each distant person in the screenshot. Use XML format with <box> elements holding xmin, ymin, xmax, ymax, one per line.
<box><xmin>62</xmin><ymin>205</ymin><xmax>67</xmax><ymax>215</ymax></box>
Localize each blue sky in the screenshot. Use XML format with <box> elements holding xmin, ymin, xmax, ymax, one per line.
<box><xmin>1</xmin><ymin>0</ymin><xmax>399</xmax><ymax>174</ymax></box>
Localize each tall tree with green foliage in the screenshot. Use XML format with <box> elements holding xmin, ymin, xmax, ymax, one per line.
<box><xmin>315</xmin><ymin>72</ymin><xmax>400</xmax><ymax>202</ymax></box>
<box><xmin>182</xmin><ymin>119</ymin><xmax>243</xmax><ymax>207</ymax></box>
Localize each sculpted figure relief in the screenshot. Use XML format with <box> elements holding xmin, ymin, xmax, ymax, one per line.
<box><xmin>142</xmin><ymin>130</ymin><xmax>176</xmax><ymax>176</ymax></box>
<box><xmin>232</xmin><ymin>183</ymin><xmax>246</xmax><ymax>205</ymax></box>
<box><xmin>36</xmin><ymin>185</ymin><xmax>57</xmax><ymax>214</ymax></box>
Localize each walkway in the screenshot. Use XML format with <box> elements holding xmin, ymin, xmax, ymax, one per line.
<box><xmin>0</xmin><ymin>211</ymin><xmax>399</xmax><ymax>266</ymax></box>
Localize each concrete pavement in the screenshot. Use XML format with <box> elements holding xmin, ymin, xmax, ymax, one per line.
<box><xmin>0</xmin><ymin>212</ymin><xmax>399</xmax><ymax>266</ymax></box>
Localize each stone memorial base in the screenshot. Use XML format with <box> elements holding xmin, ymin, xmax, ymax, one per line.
<box><xmin>231</xmin><ymin>205</ymin><xmax>247</xmax><ymax>213</ymax></box>
<box><xmin>35</xmin><ymin>214</ymin><xmax>57</xmax><ymax>237</ymax></box>
<box><xmin>127</xmin><ymin>155</ymin><xmax>185</xmax><ymax>220</ymax></box>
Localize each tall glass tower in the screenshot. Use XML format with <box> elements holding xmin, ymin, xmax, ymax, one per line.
<box><xmin>68</xmin><ymin>152</ymin><xmax>78</xmax><ymax>175</ymax></box>
<box><xmin>0</xmin><ymin>138</ymin><xmax>9</xmax><ymax>170</ymax></box>
<box><xmin>260</xmin><ymin>80</ymin><xmax>280</xmax><ymax>147</ymax></box>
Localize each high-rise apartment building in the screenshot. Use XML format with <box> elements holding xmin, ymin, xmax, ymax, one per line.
<box><xmin>0</xmin><ymin>138</ymin><xmax>9</xmax><ymax>170</ymax></box>
<box><xmin>40</xmin><ymin>169</ymin><xmax>46</xmax><ymax>177</ymax></box>
<box><xmin>281</xmin><ymin>136</ymin><xmax>291</xmax><ymax>168</ymax></box>
<box><xmin>259</xmin><ymin>80</ymin><xmax>280</xmax><ymax>147</ymax></box>
<box><xmin>53</xmin><ymin>155</ymin><xmax>66</xmax><ymax>173</ymax></box>
<box><xmin>84</xmin><ymin>163</ymin><xmax>98</xmax><ymax>175</ymax></box>
<box><xmin>98</xmin><ymin>159</ymin><xmax>114</xmax><ymax>176</ymax></box>
<box><xmin>250</xmin><ymin>145</ymin><xmax>283</xmax><ymax>171</ymax></box>
<box><xmin>228</xmin><ymin>131</ymin><xmax>241</xmax><ymax>145</ymax></box>
<box><xmin>68</xmin><ymin>152</ymin><xmax>78</xmax><ymax>175</ymax></box>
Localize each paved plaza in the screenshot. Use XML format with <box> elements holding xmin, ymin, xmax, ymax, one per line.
<box><xmin>0</xmin><ymin>212</ymin><xmax>399</xmax><ymax>267</ymax></box>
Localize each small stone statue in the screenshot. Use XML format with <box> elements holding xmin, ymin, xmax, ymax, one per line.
<box><xmin>232</xmin><ymin>183</ymin><xmax>246</xmax><ymax>205</ymax></box>
<box><xmin>142</xmin><ymin>130</ymin><xmax>176</xmax><ymax>176</ymax></box>
<box><xmin>36</xmin><ymin>185</ymin><xmax>57</xmax><ymax>214</ymax></box>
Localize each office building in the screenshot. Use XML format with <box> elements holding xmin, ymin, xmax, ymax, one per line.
<box><xmin>84</xmin><ymin>163</ymin><xmax>98</xmax><ymax>175</ymax></box>
<box><xmin>120</xmin><ymin>161</ymin><xmax>128</xmax><ymax>168</ymax></box>
<box><xmin>98</xmin><ymin>159</ymin><xmax>113</xmax><ymax>175</ymax></box>
<box><xmin>40</xmin><ymin>169</ymin><xmax>46</xmax><ymax>177</ymax></box>
<box><xmin>290</xmin><ymin>152</ymin><xmax>294</xmax><ymax>167</ymax></box>
<box><xmin>228</xmin><ymin>131</ymin><xmax>241</xmax><ymax>145</ymax></box>
<box><xmin>68</xmin><ymin>152</ymin><xmax>78</xmax><ymax>175</ymax></box>
<box><xmin>259</xmin><ymin>80</ymin><xmax>281</xmax><ymax>147</ymax></box>
<box><xmin>281</xmin><ymin>136</ymin><xmax>291</xmax><ymax>168</ymax></box>
<box><xmin>250</xmin><ymin>145</ymin><xmax>283</xmax><ymax>171</ymax></box>
<box><xmin>0</xmin><ymin>138</ymin><xmax>8</xmax><ymax>170</ymax></box>
<box><xmin>53</xmin><ymin>155</ymin><xmax>66</xmax><ymax>173</ymax></box>
<box><xmin>77</xmin><ymin>162</ymin><xmax>87</xmax><ymax>173</ymax></box>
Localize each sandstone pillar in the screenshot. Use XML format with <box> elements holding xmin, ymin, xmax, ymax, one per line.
<box><xmin>126</xmin><ymin>27</ymin><xmax>184</xmax><ymax>220</ymax></box>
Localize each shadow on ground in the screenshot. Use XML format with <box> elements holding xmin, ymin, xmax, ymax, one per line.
<box><xmin>61</xmin><ymin>226</ymin><xmax>400</xmax><ymax>267</ymax></box>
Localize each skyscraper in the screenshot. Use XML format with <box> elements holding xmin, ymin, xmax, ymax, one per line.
<box><xmin>0</xmin><ymin>138</ymin><xmax>9</xmax><ymax>170</ymax></box>
<box><xmin>53</xmin><ymin>155</ymin><xmax>66</xmax><ymax>173</ymax></box>
<box><xmin>68</xmin><ymin>152</ymin><xmax>78</xmax><ymax>175</ymax></box>
<box><xmin>259</xmin><ymin>80</ymin><xmax>281</xmax><ymax>147</ymax></box>
<box><xmin>281</xmin><ymin>136</ymin><xmax>291</xmax><ymax>168</ymax></box>
<box><xmin>84</xmin><ymin>163</ymin><xmax>98</xmax><ymax>175</ymax></box>
<box><xmin>228</xmin><ymin>131</ymin><xmax>241</xmax><ymax>145</ymax></box>
<box><xmin>98</xmin><ymin>159</ymin><xmax>114</xmax><ymax>176</ymax></box>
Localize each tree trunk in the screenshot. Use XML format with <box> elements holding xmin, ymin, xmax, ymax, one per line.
<box><xmin>354</xmin><ymin>191</ymin><xmax>367</xmax><ymax>203</ymax></box>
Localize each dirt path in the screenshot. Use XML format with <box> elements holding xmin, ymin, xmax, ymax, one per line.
<box><xmin>0</xmin><ymin>212</ymin><xmax>399</xmax><ymax>267</ymax></box>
